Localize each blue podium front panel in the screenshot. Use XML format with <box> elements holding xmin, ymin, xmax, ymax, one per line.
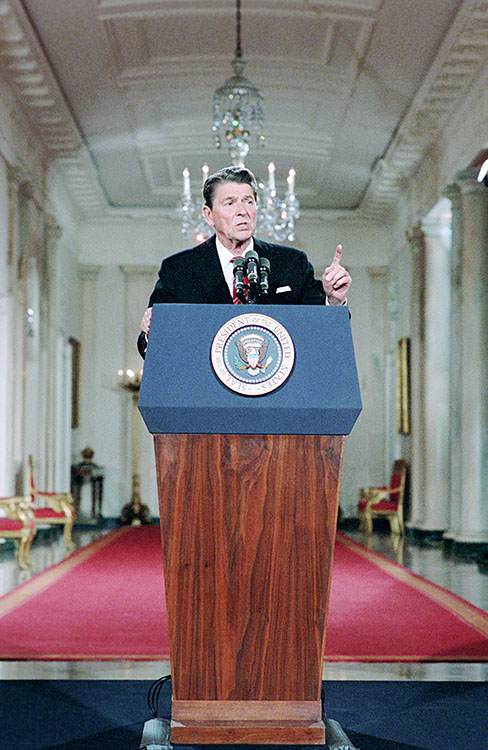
<box><xmin>138</xmin><ymin>304</ymin><xmax>362</xmax><ymax>435</ymax></box>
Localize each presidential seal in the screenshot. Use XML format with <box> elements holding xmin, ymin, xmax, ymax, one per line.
<box><xmin>210</xmin><ymin>313</ymin><xmax>295</xmax><ymax>396</ymax></box>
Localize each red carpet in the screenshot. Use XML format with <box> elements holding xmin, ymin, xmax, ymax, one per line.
<box><xmin>0</xmin><ymin>525</ymin><xmax>487</xmax><ymax>661</ymax></box>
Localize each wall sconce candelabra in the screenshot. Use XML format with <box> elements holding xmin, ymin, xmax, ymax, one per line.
<box><xmin>118</xmin><ymin>368</ymin><xmax>151</xmax><ymax>526</ymax></box>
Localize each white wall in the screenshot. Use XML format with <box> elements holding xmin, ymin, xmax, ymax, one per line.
<box><xmin>0</xmin><ymin>159</ymin><xmax>11</xmax><ymax>494</ymax></box>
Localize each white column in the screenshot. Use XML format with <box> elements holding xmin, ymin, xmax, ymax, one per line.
<box><xmin>406</xmin><ymin>225</ymin><xmax>426</xmax><ymax>530</ymax></box>
<box><xmin>79</xmin><ymin>264</ymin><xmax>127</xmax><ymax>518</ymax></box>
<box><xmin>386</xmin><ymin>267</ymin><xmax>402</xmax><ymax>475</ymax></box>
<box><xmin>120</xmin><ymin>265</ymin><xmax>159</xmax><ymax>518</ymax></box>
<box><xmin>84</xmin><ymin>266</ymin><xmax>126</xmax><ymax>519</ymax></box>
<box><xmin>0</xmin><ymin>161</ymin><xmax>10</xmax><ymax>494</ymax></box>
<box><xmin>78</xmin><ymin>265</ymin><xmax>101</xmax><ymax>454</ymax></box>
<box><xmin>44</xmin><ymin>217</ymin><xmax>60</xmax><ymax>491</ymax></box>
<box><xmin>347</xmin><ymin>264</ymin><xmax>389</xmax><ymax>518</ymax></box>
<box><xmin>420</xmin><ymin>207</ymin><xmax>451</xmax><ymax>531</ymax></box>
<box><xmin>76</xmin><ymin>265</ymin><xmax>101</xmax><ymax>518</ymax></box>
<box><xmin>455</xmin><ymin>172</ymin><xmax>488</xmax><ymax>543</ymax></box>
<box><xmin>0</xmin><ymin>295</ymin><xmax>11</xmax><ymax>494</ymax></box>
<box><xmin>407</xmin><ymin>206</ymin><xmax>452</xmax><ymax>534</ymax></box>
<box><xmin>53</xmin><ymin>335</ymin><xmax>72</xmax><ymax>491</ymax></box>
<box><xmin>23</xmin><ymin>256</ymin><xmax>42</xmax><ymax>472</ymax></box>
<box><xmin>443</xmin><ymin>183</ymin><xmax>463</xmax><ymax>538</ymax></box>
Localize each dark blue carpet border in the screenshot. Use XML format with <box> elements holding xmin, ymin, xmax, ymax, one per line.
<box><xmin>0</xmin><ymin>679</ymin><xmax>486</xmax><ymax>750</ymax></box>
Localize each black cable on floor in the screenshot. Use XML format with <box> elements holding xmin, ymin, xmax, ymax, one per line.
<box><xmin>147</xmin><ymin>674</ymin><xmax>171</xmax><ymax>718</ymax></box>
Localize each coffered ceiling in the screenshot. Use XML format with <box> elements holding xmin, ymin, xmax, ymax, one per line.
<box><xmin>1</xmin><ymin>0</ymin><xmax>487</xmax><ymax>219</ymax></box>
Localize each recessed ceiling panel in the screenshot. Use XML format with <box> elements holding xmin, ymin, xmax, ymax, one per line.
<box><xmin>9</xmin><ymin>0</ymin><xmax>468</xmax><ymax>214</ymax></box>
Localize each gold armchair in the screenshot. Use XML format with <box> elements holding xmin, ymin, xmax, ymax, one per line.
<box><xmin>0</xmin><ymin>496</ymin><xmax>36</xmax><ymax>569</ymax></box>
<box><xmin>358</xmin><ymin>459</ymin><xmax>407</xmax><ymax>535</ymax></box>
<box><xmin>28</xmin><ymin>456</ymin><xmax>75</xmax><ymax>549</ymax></box>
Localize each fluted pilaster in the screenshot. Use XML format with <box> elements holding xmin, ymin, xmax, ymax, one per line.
<box><xmin>419</xmin><ymin>209</ymin><xmax>452</xmax><ymax>531</ymax></box>
<box><xmin>405</xmin><ymin>224</ymin><xmax>425</xmax><ymax>530</ymax></box>
<box><xmin>406</xmin><ymin>207</ymin><xmax>452</xmax><ymax>533</ymax></box>
<box><xmin>443</xmin><ymin>183</ymin><xmax>463</xmax><ymax>538</ymax></box>
<box><xmin>453</xmin><ymin>171</ymin><xmax>488</xmax><ymax>543</ymax></box>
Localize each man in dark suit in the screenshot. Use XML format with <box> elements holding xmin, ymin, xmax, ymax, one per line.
<box><xmin>138</xmin><ymin>166</ymin><xmax>351</xmax><ymax>356</ymax></box>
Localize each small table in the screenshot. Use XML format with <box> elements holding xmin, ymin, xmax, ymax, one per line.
<box><xmin>71</xmin><ymin>461</ymin><xmax>104</xmax><ymax>520</ymax></box>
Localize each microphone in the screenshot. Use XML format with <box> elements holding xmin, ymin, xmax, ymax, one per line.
<box><xmin>244</xmin><ymin>249</ymin><xmax>259</xmax><ymax>289</ymax></box>
<box><xmin>233</xmin><ymin>256</ymin><xmax>247</xmax><ymax>296</ymax></box>
<box><xmin>258</xmin><ymin>257</ymin><xmax>270</xmax><ymax>295</ymax></box>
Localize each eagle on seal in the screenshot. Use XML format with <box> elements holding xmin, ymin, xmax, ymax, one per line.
<box><xmin>236</xmin><ymin>337</ymin><xmax>269</xmax><ymax>371</ymax></box>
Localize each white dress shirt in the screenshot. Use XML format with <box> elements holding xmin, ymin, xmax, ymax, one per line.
<box><xmin>215</xmin><ymin>236</ymin><xmax>254</xmax><ymax>296</ymax></box>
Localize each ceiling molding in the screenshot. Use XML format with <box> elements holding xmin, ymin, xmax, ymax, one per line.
<box><xmin>0</xmin><ymin>0</ymin><xmax>486</xmax><ymax>222</ymax></box>
<box><xmin>95</xmin><ymin>0</ymin><xmax>381</xmax><ymax>23</ymax></box>
<box><xmin>361</xmin><ymin>0</ymin><xmax>488</xmax><ymax>217</ymax></box>
<box><xmin>0</xmin><ymin>0</ymin><xmax>83</xmax><ymax>158</ymax></box>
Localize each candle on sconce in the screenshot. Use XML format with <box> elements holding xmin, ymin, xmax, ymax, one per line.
<box><xmin>182</xmin><ymin>168</ymin><xmax>191</xmax><ymax>199</ymax></box>
<box><xmin>287</xmin><ymin>168</ymin><xmax>296</xmax><ymax>195</ymax></box>
<box><xmin>202</xmin><ymin>164</ymin><xmax>209</xmax><ymax>183</ymax></box>
<box><xmin>268</xmin><ymin>162</ymin><xmax>276</xmax><ymax>192</ymax></box>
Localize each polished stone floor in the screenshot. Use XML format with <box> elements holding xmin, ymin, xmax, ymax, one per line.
<box><xmin>0</xmin><ymin>523</ymin><xmax>487</xmax><ymax>682</ymax></box>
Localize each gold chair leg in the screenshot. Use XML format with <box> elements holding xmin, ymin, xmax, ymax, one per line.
<box><xmin>389</xmin><ymin>515</ymin><xmax>402</xmax><ymax>535</ymax></box>
<box><xmin>24</xmin><ymin>533</ymin><xmax>35</xmax><ymax>566</ymax></box>
<box><xmin>17</xmin><ymin>539</ymin><xmax>28</xmax><ymax>570</ymax></box>
<box><xmin>360</xmin><ymin>511</ymin><xmax>373</xmax><ymax>534</ymax></box>
<box><xmin>63</xmin><ymin>520</ymin><xmax>75</xmax><ymax>550</ymax></box>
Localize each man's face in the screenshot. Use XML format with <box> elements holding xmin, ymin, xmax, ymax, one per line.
<box><xmin>203</xmin><ymin>181</ymin><xmax>257</xmax><ymax>250</ymax></box>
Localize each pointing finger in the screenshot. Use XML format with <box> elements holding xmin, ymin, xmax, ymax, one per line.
<box><xmin>331</xmin><ymin>244</ymin><xmax>343</xmax><ymax>267</ymax></box>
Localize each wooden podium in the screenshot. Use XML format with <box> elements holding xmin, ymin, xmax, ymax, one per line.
<box><xmin>139</xmin><ymin>304</ymin><xmax>361</xmax><ymax>745</ymax></box>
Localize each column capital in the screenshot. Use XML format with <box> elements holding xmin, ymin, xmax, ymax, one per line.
<box><xmin>443</xmin><ymin>182</ymin><xmax>462</xmax><ymax>210</ymax></box>
<box><xmin>80</xmin><ymin>264</ymin><xmax>101</xmax><ymax>281</ymax></box>
<box><xmin>456</xmin><ymin>168</ymin><xmax>488</xmax><ymax>196</ymax></box>
<box><xmin>421</xmin><ymin>211</ymin><xmax>451</xmax><ymax>241</ymax></box>
<box><xmin>119</xmin><ymin>265</ymin><xmax>157</xmax><ymax>279</ymax></box>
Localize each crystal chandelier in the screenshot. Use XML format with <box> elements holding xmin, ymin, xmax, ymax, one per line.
<box><xmin>212</xmin><ymin>0</ymin><xmax>265</xmax><ymax>163</ymax></box>
<box><xmin>177</xmin><ymin>0</ymin><xmax>300</xmax><ymax>244</ymax></box>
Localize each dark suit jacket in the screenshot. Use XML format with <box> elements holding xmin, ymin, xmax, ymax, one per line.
<box><xmin>138</xmin><ymin>235</ymin><xmax>325</xmax><ymax>356</ymax></box>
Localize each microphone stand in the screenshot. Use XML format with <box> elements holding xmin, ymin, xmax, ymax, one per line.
<box><xmin>233</xmin><ymin>257</ymin><xmax>247</xmax><ymax>303</ymax></box>
<box><xmin>233</xmin><ymin>252</ymin><xmax>270</xmax><ymax>304</ymax></box>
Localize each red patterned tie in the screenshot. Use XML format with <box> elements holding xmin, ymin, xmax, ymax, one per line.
<box><xmin>232</xmin><ymin>257</ymin><xmax>248</xmax><ymax>304</ymax></box>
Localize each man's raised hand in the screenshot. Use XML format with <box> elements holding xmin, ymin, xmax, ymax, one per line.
<box><xmin>322</xmin><ymin>244</ymin><xmax>351</xmax><ymax>305</ymax></box>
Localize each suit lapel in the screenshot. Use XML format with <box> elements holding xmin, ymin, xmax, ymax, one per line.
<box><xmin>194</xmin><ymin>236</ymin><xmax>232</xmax><ymax>303</ymax></box>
